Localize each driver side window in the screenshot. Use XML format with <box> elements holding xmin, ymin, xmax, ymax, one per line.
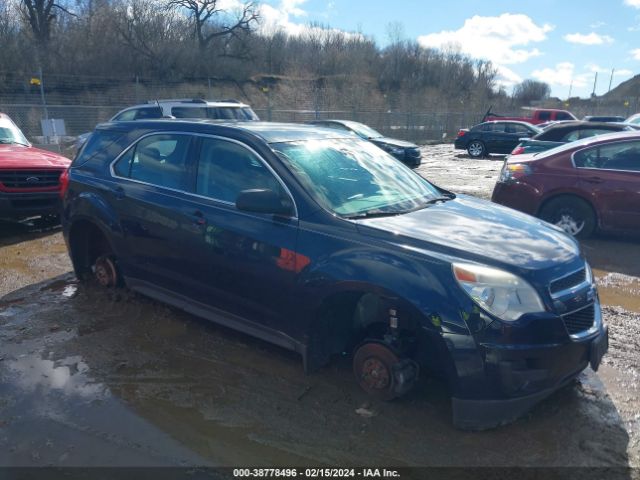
<box><xmin>196</xmin><ymin>138</ymin><xmax>285</xmax><ymax>204</ymax></box>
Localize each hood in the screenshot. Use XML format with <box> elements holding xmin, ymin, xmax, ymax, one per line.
<box><xmin>370</xmin><ymin>137</ymin><xmax>418</xmax><ymax>149</ymax></box>
<box><xmin>0</xmin><ymin>144</ymin><xmax>71</xmax><ymax>169</ymax></box>
<box><xmin>353</xmin><ymin>195</ymin><xmax>580</xmax><ymax>274</ymax></box>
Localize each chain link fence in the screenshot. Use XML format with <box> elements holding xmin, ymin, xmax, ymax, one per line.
<box><xmin>2</xmin><ymin>71</ymin><xmax>639</xmax><ymax>153</ymax></box>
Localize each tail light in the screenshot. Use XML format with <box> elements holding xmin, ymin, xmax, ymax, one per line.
<box><xmin>511</xmin><ymin>146</ymin><xmax>525</xmax><ymax>155</ymax></box>
<box><xmin>59</xmin><ymin>168</ymin><xmax>70</xmax><ymax>199</ymax></box>
<box><xmin>457</xmin><ymin>129</ymin><xmax>468</xmax><ymax>138</ymax></box>
<box><xmin>498</xmin><ymin>163</ymin><xmax>533</xmax><ymax>183</ymax></box>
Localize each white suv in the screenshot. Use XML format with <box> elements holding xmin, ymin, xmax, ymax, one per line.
<box><xmin>111</xmin><ymin>98</ymin><xmax>260</xmax><ymax>121</ymax></box>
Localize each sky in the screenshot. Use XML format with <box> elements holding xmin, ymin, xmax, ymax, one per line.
<box><xmin>256</xmin><ymin>0</ymin><xmax>640</xmax><ymax>98</ymax></box>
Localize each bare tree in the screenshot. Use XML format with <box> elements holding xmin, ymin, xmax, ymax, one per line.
<box><xmin>513</xmin><ymin>79</ymin><xmax>551</xmax><ymax>104</ymax></box>
<box><xmin>20</xmin><ymin>0</ymin><xmax>75</xmax><ymax>50</ymax></box>
<box><xmin>165</xmin><ymin>0</ymin><xmax>258</xmax><ymax>52</ymax></box>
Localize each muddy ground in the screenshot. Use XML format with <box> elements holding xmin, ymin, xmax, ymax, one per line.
<box><xmin>0</xmin><ymin>144</ymin><xmax>639</xmax><ymax>471</ymax></box>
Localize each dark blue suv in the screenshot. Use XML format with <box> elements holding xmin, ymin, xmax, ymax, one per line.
<box><xmin>61</xmin><ymin>120</ymin><xmax>608</xmax><ymax>429</ymax></box>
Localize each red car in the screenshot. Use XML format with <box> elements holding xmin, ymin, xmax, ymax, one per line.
<box><xmin>0</xmin><ymin>113</ymin><xmax>70</xmax><ymax>220</ymax></box>
<box><xmin>492</xmin><ymin>130</ymin><xmax>640</xmax><ymax>238</ymax></box>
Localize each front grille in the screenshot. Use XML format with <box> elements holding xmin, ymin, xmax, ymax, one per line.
<box><xmin>550</xmin><ymin>268</ymin><xmax>586</xmax><ymax>295</ymax></box>
<box><xmin>561</xmin><ymin>304</ymin><xmax>595</xmax><ymax>335</ymax></box>
<box><xmin>0</xmin><ymin>170</ymin><xmax>62</xmax><ymax>189</ymax></box>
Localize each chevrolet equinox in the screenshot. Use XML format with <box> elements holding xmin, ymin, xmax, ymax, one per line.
<box><xmin>61</xmin><ymin>120</ymin><xmax>608</xmax><ymax>429</ymax></box>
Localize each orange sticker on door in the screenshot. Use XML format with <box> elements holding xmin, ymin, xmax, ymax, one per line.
<box><xmin>277</xmin><ymin>248</ymin><xmax>311</xmax><ymax>273</ymax></box>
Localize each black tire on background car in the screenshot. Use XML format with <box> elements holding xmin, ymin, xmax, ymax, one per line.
<box><xmin>539</xmin><ymin>196</ymin><xmax>596</xmax><ymax>239</ymax></box>
<box><xmin>467</xmin><ymin>141</ymin><xmax>486</xmax><ymax>158</ymax></box>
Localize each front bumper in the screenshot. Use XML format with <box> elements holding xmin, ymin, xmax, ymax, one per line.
<box><xmin>450</xmin><ymin>300</ymin><xmax>608</xmax><ymax>430</ymax></box>
<box><xmin>0</xmin><ymin>191</ymin><xmax>61</xmax><ymax>219</ymax></box>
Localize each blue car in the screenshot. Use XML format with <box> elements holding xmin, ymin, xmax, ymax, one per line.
<box><xmin>61</xmin><ymin>121</ymin><xmax>608</xmax><ymax>429</ymax></box>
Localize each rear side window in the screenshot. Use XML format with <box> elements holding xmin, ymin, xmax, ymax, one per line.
<box><xmin>113</xmin><ymin>134</ymin><xmax>192</xmax><ymax>190</ymax></box>
<box><xmin>73</xmin><ymin>129</ymin><xmax>127</xmax><ymax>167</ymax></box>
<box><xmin>556</xmin><ymin>112</ymin><xmax>573</xmax><ymax>120</ymax></box>
<box><xmin>196</xmin><ymin>138</ymin><xmax>284</xmax><ymax>203</ymax></box>
<box><xmin>538</xmin><ymin>111</ymin><xmax>551</xmax><ymax>121</ymax></box>
<box><xmin>207</xmin><ymin>107</ymin><xmax>245</xmax><ymax>120</ymax></box>
<box><xmin>134</xmin><ymin>107</ymin><xmax>163</xmax><ymax>120</ymax></box>
<box><xmin>112</xmin><ymin>109</ymin><xmax>137</xmax><ymax>121</ymax></box>
<box><xmin>574</xmin><ymin>141</ymin><xmax>640</xmax><ymax>171</ymax></box>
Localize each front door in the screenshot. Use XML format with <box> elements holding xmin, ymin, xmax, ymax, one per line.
<box><xmin>184</xmin><ymin>136</ymin><xmax>301</xmax><ymax>330</ymax></box>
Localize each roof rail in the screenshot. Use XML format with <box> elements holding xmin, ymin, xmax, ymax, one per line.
<box><xmin>146</xmin><ymin>98</ymin><xmax>208</xmax><ymax>104</ymax></box>
<box><xmin>218</xmin><ymin>98</ymin><xmax>242</xmax><ymax>104</ymax></box>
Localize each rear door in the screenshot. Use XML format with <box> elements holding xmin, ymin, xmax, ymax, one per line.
<box><xmin>574</xmin><ymin>140</ymin><xmax>640</xmax><ymax>231</ymax></box>
<box><xmin>110</xmin><ymin>132</ymin><xmax>199</xmax><ymax>293</ymax></box>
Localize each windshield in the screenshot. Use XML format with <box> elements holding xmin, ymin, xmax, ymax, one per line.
<box><xmin>0</xmin><ymin>122</ymin><xmax>30</xmax><ymax>146</ymax></box>
<box><xmin>347</xmin><ymin>122</ymin><xmax>383</xmax><ymax>139</ymax></box>
<box><xmin>274</xmin><ymin>138</ymin><xmax>444</xmax><ymax>217</ymax></box>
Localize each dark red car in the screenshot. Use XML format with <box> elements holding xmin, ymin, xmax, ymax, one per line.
<box><xmin>0</xmin><ymin>113</ymin><xmax>71</xmax><ymax>220</ymax></box>
<box><xmin>492</xmin><ymin>130</ymin><xmax>640</xmax><ymax>238</ymax></box>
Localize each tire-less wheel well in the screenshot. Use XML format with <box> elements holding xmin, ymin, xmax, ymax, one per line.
<box><xmin>305</xmin><ymin>291</ymin><xmax>422</xmax><ymax>372</ymax></box>
<box><xmin>68</xmin><ymin>220</ymin><xmax>113</xmax><ymax>281</ymax></box>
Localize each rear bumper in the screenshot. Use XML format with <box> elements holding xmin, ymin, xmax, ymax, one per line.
<box><xmin>491</xmin><ymin>180</ymin><xmax>541</xmax><ymax>216</ymax></box>
<box><xmin>0</xmin><ymin>191</ymin><xmax>61</xmax><ymax>218</ymax></box>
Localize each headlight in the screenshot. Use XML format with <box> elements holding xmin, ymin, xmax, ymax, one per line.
<box><xmin>453</xmin><ymin>263</ymin><xmax>546</xmax><ymax>321</ymax></box>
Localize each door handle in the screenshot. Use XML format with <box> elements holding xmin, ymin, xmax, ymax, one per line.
<box><xmin>585</xmin><ymin>176</ymin><xmax>604</xmax><ymax>184</ymax></box>
<box><xmin>193</xmin><ymin>210</ymin><xmax>206</xmax><ymax>226</ymax></box>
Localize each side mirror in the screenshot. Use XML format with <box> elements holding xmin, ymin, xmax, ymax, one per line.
<box><xmin>236</xmin><ymin>189</ymin><xmax>294</xmax><ymax>217</ymax></box>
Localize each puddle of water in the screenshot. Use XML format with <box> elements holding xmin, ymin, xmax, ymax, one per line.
<box><xmin>6</xmin><ymin>353</ymin><xmax>108</xmax><ymax>401</ymax></box>
<box><xmin>595</xmin><ymin>270</ymin><xmax>640</xmax><ymax>313</ymax></box>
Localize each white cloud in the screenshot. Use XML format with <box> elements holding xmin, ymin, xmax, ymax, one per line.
<box><xmin>590</xmin><ymin>21</ymin><xmax>606</xmax><ymax>29</ymax></box>
<box><xmin>586</xmin><ymin>64</ymin><xmax>633</xmax><ymax>77</ymax></box>
<box><xmin>258</xmin><ymin>0</ymin><xmax>361</xmax><ymax>39</ymax></box>
<box><xmin>532</xmin><ymin>62</ymin><xmax>591</xmax><ymax>88</ymax></box>
<box><xmin>417</xmin><ymin>14</ymin><xmax>553</xmax><ymax>66</ymax></box>
<box><xmin>259</xmin><ymin>0</ymin><xmax>309</xmax><ymax>35</ymax></box>
<box><xmin>495</xmin><ymin>65</ymin><xmax>523</xmax><ymax>89</ymax></box>
<box><xmin>564</xmin><ymin>32</ymin><xmax>614</xmax><ymax>45</ymax></box>
<box><xmin>632</xmin><ymin>48</ymin><xmax>640</xmax><ymax>60</ymax></box>
<box><xmin>624</xmin><ymin>0</ymin><xmax>640</xmax><ymax>7</ymax></box>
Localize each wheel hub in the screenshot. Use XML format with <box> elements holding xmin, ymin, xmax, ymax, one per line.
<box><xmin>555</xmin><ymin>214</ymin><xmax>584</xmax><ymax>235</ymax></box>
<box><xmin>93</xmin><ymin>256</ymin><xmax>117</xmax><ymax>287</ymax></box>
<box><xmin>361</xmin><ymin>357</ymin><xmax>391</xmax><ymax>390</ymax></box>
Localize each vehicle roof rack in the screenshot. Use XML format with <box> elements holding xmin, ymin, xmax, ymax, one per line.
<box><xmin>146</xmin><ymin>98</ymin><xmax>208</xmax><ymax>104</ymax></box>
<box><xmin>218</xmin><ymin>99</ymin><xmax>242</xmax><ymax>104</ymax></box>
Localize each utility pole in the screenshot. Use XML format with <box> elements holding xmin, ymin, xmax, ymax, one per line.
<box><xmin>592</xmin><ymin>72</ymin><xmax>598</xmax><ymax>97</ymax></box>
<box><xmin>38</xmin><ymin>67</ymin><xmax>48</xmax><ymax>120</ymax></box>
<box><xmin>568</xmin><ymin>79</ymin><xmax>573</xmax><ymax>99</ymax></box>
<box><xmin>608</xmin><ymin>68</ymin><xmax>615</xmax><ymax>93</ymax></box>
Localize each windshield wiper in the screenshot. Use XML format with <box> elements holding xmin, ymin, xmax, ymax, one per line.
<box><xmin>344</xmin><ymin>210</ymin><xmax>404</xmax><ymax>219</ymax></box>
<box><xmin>424</xmin><ymin>196</ymin><xmax>453</xmax><ymax>205</ymax></box>
<box><xmin>0</xmin><ymin>139</ymin><xmax>27</xmax><ymax>146</ymax></box>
